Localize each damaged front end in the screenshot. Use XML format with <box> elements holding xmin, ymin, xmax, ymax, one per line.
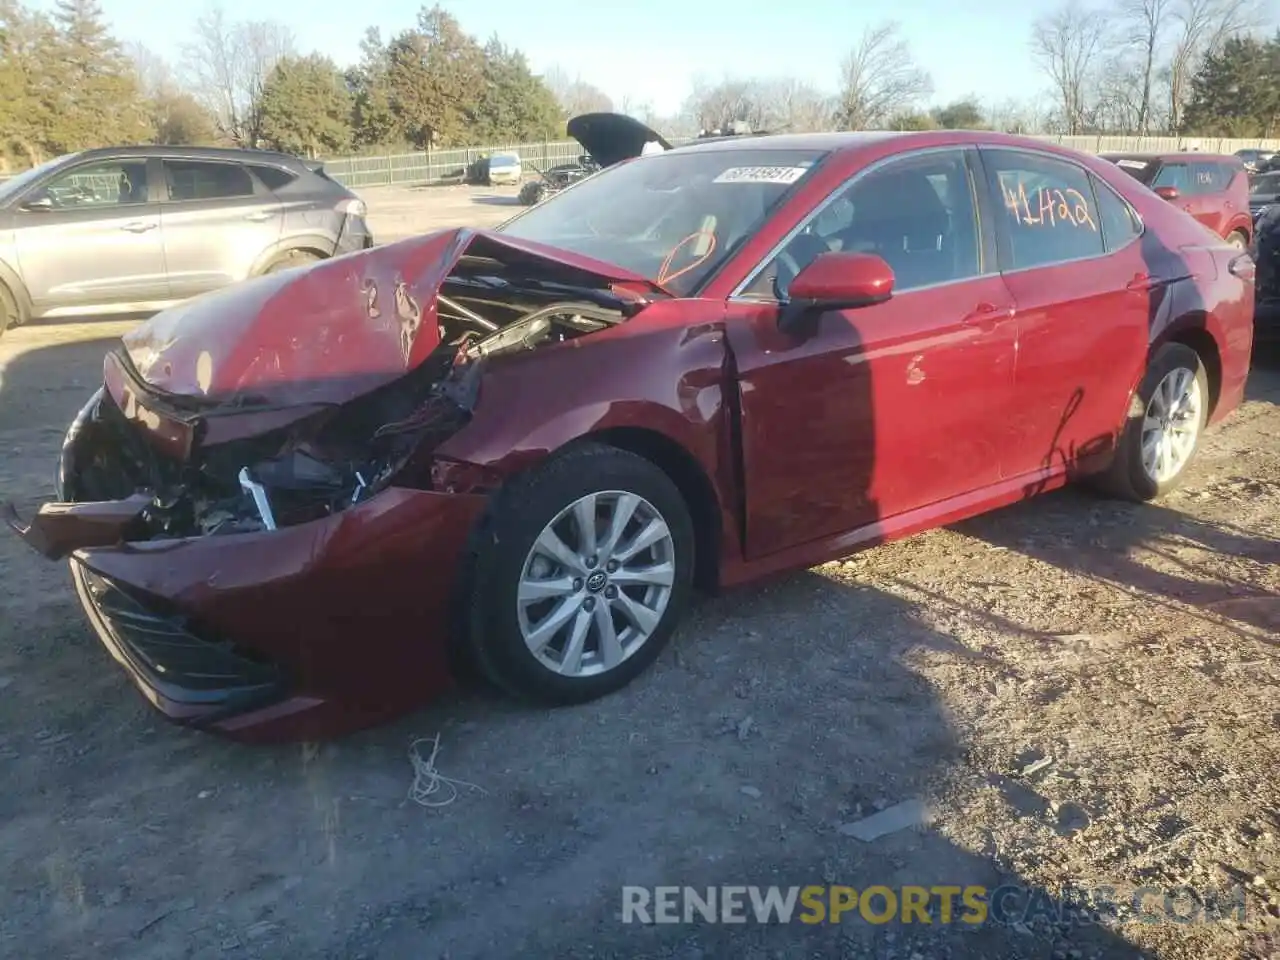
<box><xmin>7</xmin><ymin>227</ymin><xmax>667</xmax><ymax>558</ymax></box>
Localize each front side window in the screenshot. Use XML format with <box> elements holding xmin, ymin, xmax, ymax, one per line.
<box><xmin>164</xmin><ymin>160</ymin><xmax>256</xmax><ymax>202</ymax></box>
<box><xmin>25</xmin><ymin>160</ymin><xmax>149</xmax><ymax>208</ymax></box>
<box><xmin>742</xmin><ymin>148</ymin><xmax>983</xmax><ymax>299</ymax></box>
<box><xmin>983</xmin><ymin>149</ymin><xmax>1105</xmax><ymax>270</ymax></box>
<box><xmin>498</xmin><ymin>148</ymin><xmax>826</xmax><ymax>295</ymax></box>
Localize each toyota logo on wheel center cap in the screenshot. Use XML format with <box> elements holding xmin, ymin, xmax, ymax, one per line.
<box><xmin>586</xmin><ymin>571</ymin><xmax>608</xmax><ymax>592</ymax></box>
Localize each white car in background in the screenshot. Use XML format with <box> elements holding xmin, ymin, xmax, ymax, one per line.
<box><xmin>488</xmin><ymin>152</ymin><xmax>522</xmax><ymax>185</ymax></box>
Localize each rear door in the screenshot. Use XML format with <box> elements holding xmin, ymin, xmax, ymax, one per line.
<box><xmin>1150</xmin><ymin>160</ymin><xmax>1197</xmax><ymax>218</ymax></box>
<box><xmin>11</xmin><ymin>156</ymin><xmax>168</xmax><ymax>312</ymax></box>
<box><xmin>158</xmin><ymin>158</ymin><xmax>284</xmax><ymax>299</ymax></box>
<box><xmin>977</xmin><ymin>147</ymin><xmax>1152</xmax><ymax>484</ymax></box>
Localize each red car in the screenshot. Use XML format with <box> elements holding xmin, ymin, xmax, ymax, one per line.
<box><xmin>6</xmin><ymin>122</ymin><xmax>1256</xmax><ymax>741</ymax></box>
<box><xmin>1101</xmin><ymin>151</ymin><xmax>1253</xmax><ymax>248</ymax></box>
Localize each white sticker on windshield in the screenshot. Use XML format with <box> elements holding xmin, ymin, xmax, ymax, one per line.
<box><xmin>1115</xmin><ymin>159</ymin><xmax>1149</xmax><ymax>169</ymax></box>
<box><xmin>713</xmin><ymin>166</ymin><xmax>808</xmax><ymax>185</ymax></box>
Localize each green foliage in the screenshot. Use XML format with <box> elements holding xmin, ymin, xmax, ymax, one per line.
<box><xmin>469</xmin><ymin>37</ymin><xmax>562</xmax><ymax>143</ymax></box>
<box><xmin>1181</xmin><ymin>33</ymin><xmax>1280</xmax><ymax>138</ymax></box>
<box><xmin>259</xmin><ymin>54</ymin><xmax>354</xmax><ymax>156</ymax></box>
<box><xmin>931</xmin><ymin>99</ymin><xmax>987</xmax><ymax>130</ymax></box>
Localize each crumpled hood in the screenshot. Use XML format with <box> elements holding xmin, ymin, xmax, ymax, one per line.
<box><xmin>119</xmin><ymin>228</ymin><xmax>666</xmax><ymax>408</ymax></box>
<box><xmin>566</xmin><ymin>113</ymin><xmax>673</xmax><ymax>168</ymax></box>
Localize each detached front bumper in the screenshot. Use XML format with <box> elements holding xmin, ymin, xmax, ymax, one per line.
<box><xmin>12</xmin><ymin>487</ymin><xmax>486</xmax><ymax>741</ymax></box>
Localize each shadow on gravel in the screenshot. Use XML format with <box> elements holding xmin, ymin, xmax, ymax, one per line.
<box><xmin>471</xmin><ymin>195</ymin><xmax>522</xmax><ymax>207</ymax></box>
<box><xmin>0</xmin><ymin>341</ymin><xmax>1180</xmax><ymax>960</ymax></box>
<box><xmin>958</xmin><ymin>361</ymin><xmax>1280</xmax><ymax>640</ymax></box>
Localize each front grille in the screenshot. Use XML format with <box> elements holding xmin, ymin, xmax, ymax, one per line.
<box><xmin>74</xmin><ymin>562</ymin><xmax>284</xmax><ymax>709</ymax></box>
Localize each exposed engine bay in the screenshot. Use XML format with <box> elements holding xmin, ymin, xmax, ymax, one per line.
<box><xmin>56</xmin><ymin>259</ymin><xmax>636</xmax><ymax>546</ymax></box>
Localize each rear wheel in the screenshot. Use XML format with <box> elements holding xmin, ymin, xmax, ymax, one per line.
<box><xmin>262</xmin><ymin>249</ymin><xmax>323</xmax><ymax>274</ymax></box>
<box><xmin>464</xmin><ymin>443</ymin><xmax>695</xmax><ymax>705</ymax></box>
<box><xmin>1095</xmin><ymin>342</ymin><xmax>1209</xmax><ymax>502</ymax></box>
<box><xmin>1226</xmin><ymin>230</ymin><xmax>1248</xmax><ymax>250</ymax></box>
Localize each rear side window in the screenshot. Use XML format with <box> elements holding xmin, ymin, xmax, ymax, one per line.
<box><xmin>982</xmin><ymin>149</ymin><xmax>1105</xmax><ymax>270</ymax></box>
<box><xmin>1151</xmin><ymin>162</ymin><xmax>1191</xmax><ymax>192</ymax></box>
<box><xmin>1191</xmin><ymin>161</ymin><xmax>1229</xmax><ymax>193</ymax></box>
<box><xmin>250</xmin><ymin>165</ymin><xmax>297</xmax><ymax>191</ymax></box>
<box><xmin>1092</xmin><ymin>175</ymin><xmax>1141</xmax><ymax>252</ymax></box>
<box><xmin>164</xmin><ymin>160</ymin><xmax>256</xmax><ymax>201</ymax></box>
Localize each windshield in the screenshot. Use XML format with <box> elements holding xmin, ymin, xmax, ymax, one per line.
<box><xmin>0</xmin><ymin>153</ymin><xmax>80</xmax><ymax>204</ymax></box>
<box><xmin>490</xmin><ymin>154</ymin><xmax>519</xmax><ymax>166</ymax></box>
<box><xmin>1250</xmin><ymin>173</ymin><xmax>1280</xmax><ymax>196</ymax></box>
<box><xmin>498</xmin><ymin>148</ymin><xmax>826</xmax><ymax>294</ymax></box>
<box><xmin>1109</xmin><ymin>157</ymin><xmax>1157</xmax><ymax>185</ymax></box>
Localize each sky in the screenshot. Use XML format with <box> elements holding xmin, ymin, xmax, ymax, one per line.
<box><xmin>33</xmin><ymin>0</ymin><xmax>1061</xmax><ymax>116</ymax></box>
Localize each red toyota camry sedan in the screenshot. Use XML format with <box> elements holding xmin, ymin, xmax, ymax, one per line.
<box><xmin>6</xmin><ymin>122</ymin><xmax>1256</xmax><ymax>741</ymax></box>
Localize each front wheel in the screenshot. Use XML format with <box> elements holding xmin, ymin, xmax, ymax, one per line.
<box><xmin>464</xmin><ymin>443</ymin><xmax>695</xmax><ymax>705</ymax></box>
<box><xmin>262</xmin><ymin>250</ymin><xmax>323</xmax><ymax>274</ymax></box>
<box><xmin>1226</xmin><ymin>230</ymin><xmax>1248</xmax><ymax>251</ymax></box>
<box><xmin>1095</xmin><ymin>342</ymin><xmax>1209</xmax><ymax>501</ymax></box>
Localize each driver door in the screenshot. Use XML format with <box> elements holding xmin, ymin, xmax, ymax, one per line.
<box><xmin>12</xmin><ymin>156</ymin><xmax>168</xmax><ymax>313</ymax></box>
<box><xmin>723</xmin><ymin>147</ymin><xmax>1019</xmax><ymax>558</ymax></box>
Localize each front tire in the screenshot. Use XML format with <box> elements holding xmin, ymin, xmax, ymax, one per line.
<box><xmin>0</xmin><ymin>280</ymin><xmax>22</xmax><ymax>337</ymax></box>
<box><xmin>1096</xmin><ymin>342</ymin><xmax>1209</xmax><ymax>501</ymax></box>
<box><xmin>464</xmin><ymin>443</ymin><xmax>695</xmax><ymax>705</ymax></box>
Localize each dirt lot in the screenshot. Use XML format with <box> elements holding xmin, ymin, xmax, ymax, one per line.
<box><xmin>1</xmin><ymin>185</ymin><xmax>1279</xmax><ymax>960</ymax></box>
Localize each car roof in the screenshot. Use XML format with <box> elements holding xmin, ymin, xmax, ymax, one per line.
<box><xmin>667</xmin><ymin>129</ymin><xmax>1139</xmax><ymax>160</ymax></box>
<box><xmin>66</xmin><ymin>145</ymin><xmax>306</xmax><ymax>167</ymax></box>
<box><xmin>1100</xmin><ymin>150</ymin><xmax>1241</xmax><ymax>164</ymax></box>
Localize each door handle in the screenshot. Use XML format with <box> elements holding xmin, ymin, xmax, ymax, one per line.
<box><xmin>1126</xmin><ymin>272</ymin><xmax>1158</xmax><ymax>292</ymax></box>
<box><xmin>244</xmin><ymin>211</ymin><xmax>273</xmax><ymax>222</ymax></box>
<box><xmin>121</xmin><ymin>221</ymin><xmax>156</xmax><ymax>233</ymax></box>
<box><xmin>960</xmin><ymin>302</ymin><xmax>1015</xmax><ymax>327</ymax></box>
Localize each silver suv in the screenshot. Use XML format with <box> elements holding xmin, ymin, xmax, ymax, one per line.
<box><xmin>0</xmin><ymin>146</ymin><xmax>373</xmax><ymax>338</ymax></box>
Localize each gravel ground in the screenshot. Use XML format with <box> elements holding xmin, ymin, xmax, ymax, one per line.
<box><xmin>0</xmin><ymin>187</ymin><xmax>1278</xmax><ymax>960</ymax></box>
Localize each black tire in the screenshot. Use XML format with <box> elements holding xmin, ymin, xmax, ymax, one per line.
<box><xmin>463</xmin><ymin>442</ymin><xmax>695</xmax><ymax>706</ymax></box>
<box><xmin>1094</xmin><ymin>342</ymin><xmax>1209</xmax><ymax>502</ymax></box>
<box><xmin>262</xmin><ymin>249</ymin><xmax>323</xmax><ymax>274</ymax></box>
<box><xmin>0</xmin><ymin>280</ymin><xmax>21</xmax><ymax>337</ymax></box>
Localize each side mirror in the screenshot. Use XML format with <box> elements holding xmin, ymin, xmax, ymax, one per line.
<box><xmin>1154</xmin><ymin>185</ymin><xmax>1180</xmax><ymax>201</ymax></box>
<box><xmin>21</xmin><ymin>195</ymin><xmax>54</xmax><ymax>211</ymax></box>
<box><xmin>778</xmin><ymin>251</ymin><xmax>895</xmax><ymax>333</ymax></box>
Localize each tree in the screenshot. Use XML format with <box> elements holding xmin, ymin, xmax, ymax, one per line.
<box><xmin>258</xmin><ymin>54</ymin><xmax>354</xmax><ymax>156</ymax></box>
<box><xmin>47</xmin><ymin>0</ymin><xmax>149</xmax><ymax>150</ymax></box>
<box><xmin>183</xmin><ymin>3</ymin><xmax>294</xmax><ymax>146</ymax></box>
<box><xmin>470</xmin><ymin>37</ymin><xmax>561</xmax><ymax>142</ymax></box>
<box><xmin>1030</xmin><ymin>0</ymin><xmax>1111</xmax><ymax>134</ymax></box>
<box><xmin>541</xmin><ymin>65</ymin><xmax>613</xmax><ymax>119</ymax></box>
<box><xmin>128</xmin><ymin>43</ymin><xmax>218</xmax><ymax>145</ymax></box>
<box><xmin>834</xmin><ymin>23</ymin><xmax>933</xmax><ymax>129</ymax></box>
<box><xmin>1166</xmin><ymin>0</ymin><xmax>1264</xmax><ymax>133</ymax></box>
<box><xmin>386</xmin><ymin>5</ymin><xmax>485</xmax><ymax>148</ymax></box>
<box><xmin>1120</xmin><ymin>0</ymin><xmax>1171</xmax><ymax>134</ymax></box>
<box><xmin>347</xmin><ymin>27</ymin><xmax>402</xmax><ymax>147</ymax></box>
<box><xmin>0</xmin><ymin>0</ymin><xmax>60</xmax><ymax>165</ymax></box>
<box><xmin>1180</xmin><ymin>33</ymin><xmax>1280</xmax><ymax>136</ymax></box>
<box><xmin>931</xmin><ymin>98</ymin><xmax>987</xmax><ymax>129</ymax></box>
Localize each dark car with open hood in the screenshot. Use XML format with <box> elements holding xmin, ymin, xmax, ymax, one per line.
<box><xmin>4</xmin><ymin>127</ymin><xmax>1256</xmax><ymax>742</ymax></box>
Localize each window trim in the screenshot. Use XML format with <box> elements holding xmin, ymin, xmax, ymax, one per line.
<box><xmin>1089</xmin><ymin>172</ymin><xmax>1144</xmax><ymax>255</ymax></box>
<box><xmin>13</xmin><ymin>156</ymin><xmax>157</xmax><ymax>211</ymax></box>
<box><xmin>158</xmin><ymin>157</ymin><xmax>262</xmax><ymax>204</ymax></box>
<box><xmin>974</xmin><ymin>145</ymin><xmax>1145</xmax><ymax>277</ymax></box>
<box><xmin>728</xmin><ymin>145</ymin><xmax>998</xmax><ymax>303</ymax></box>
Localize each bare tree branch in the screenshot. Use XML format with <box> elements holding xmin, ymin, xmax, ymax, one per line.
<box><xmin>835</xmin><ymin>23</ymin><xmax>933</xmax><ymax>129</ymax></box>
<box><xmin>1030</xmin><ymin>1</ymin><xmax>1112</xmax><ymax>134</ymax></box>
<box><xmin>182</xmin><ymin>3</ymin><xmax>294</xmax><ymax>146</ymax></box>
<box><xmin>1166</xmin><ymin>0</ymin><xmax>1263</xmax><ymax>132</ymax></box>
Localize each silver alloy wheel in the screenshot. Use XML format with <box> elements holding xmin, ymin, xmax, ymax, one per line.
<box><xmin>516</xmin><ymin>490</ymin><xmax>676</xmax><ymax>678</ymax></box>
<box><xmin>1227</xmin><ymin>233</ymin><xmax>1247</xmax><ymax>250</ymax></box>
<box><xmin>1141</xmin><ymin>366</ymin><xmax>1202</xmax><ymax>484</ymax></box>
